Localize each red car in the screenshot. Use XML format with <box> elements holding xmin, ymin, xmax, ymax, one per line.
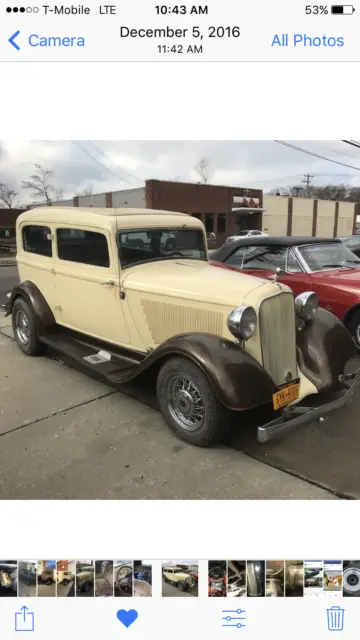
<box><xmin>210</xmin><ymin>236</ymin><xmax>360</xmax><ymax>347</ymax></box>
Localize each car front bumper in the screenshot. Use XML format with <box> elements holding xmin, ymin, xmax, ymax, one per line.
<box><xmin>257</xmin><ymin>368</ymin><xmax>360</xmax><ymax>443</ymax></box>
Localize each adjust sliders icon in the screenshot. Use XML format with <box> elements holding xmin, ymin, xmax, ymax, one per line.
<box><xmin>222</xmin><ymin>608</ymin><xmax>246</xmax><ymax>629</ymax></box>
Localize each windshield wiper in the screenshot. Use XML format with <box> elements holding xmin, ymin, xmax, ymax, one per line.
<box><xmin>321</xmin><ymin>263</ymin><xmax>346</xmax><ymax>268</ymax></box>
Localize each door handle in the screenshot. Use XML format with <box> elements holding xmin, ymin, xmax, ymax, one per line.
<box><xmin>101</xmin><ymin>280</ymin><xmax>115</xmax><ymax>287</ymax></box>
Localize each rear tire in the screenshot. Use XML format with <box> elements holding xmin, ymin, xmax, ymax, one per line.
<box><xmin>347</xmin><ymin>310</ymin><xmax>360</xmax><ymax>349</ymax></box>
<box><xmin>156</xmin><ymin>357</ymin><xmax>230</xmax><ymax>447</ymax></box>
<box><xmin>12</xmin><ymin>297</ymin><xmax>43</xmax><ymax>356</ymax></box>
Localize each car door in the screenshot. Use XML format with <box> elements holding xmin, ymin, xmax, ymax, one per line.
<box><xmin>53</xmin><ymin>225</ymin><xmax>131</xmax><ymax>347</ymax></box>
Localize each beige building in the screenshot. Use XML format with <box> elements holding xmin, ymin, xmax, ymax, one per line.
<box><xmin>263</xmin><ymin>195</ymin><xmax>359</xmax><ymax>237</ymax></box>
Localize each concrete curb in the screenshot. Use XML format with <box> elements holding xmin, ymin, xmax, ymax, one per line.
<box><xmin>0</xmin><ymin>259</ymin><xmax>17</xmax><ymax>267</ymax></box>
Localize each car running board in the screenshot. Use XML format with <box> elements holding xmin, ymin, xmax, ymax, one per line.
<box><xmin>40</xmin><ymin>333</ymin><xmax>139</xmax><ymax>385</ymax></box>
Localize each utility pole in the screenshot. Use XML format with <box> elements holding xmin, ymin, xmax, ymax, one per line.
<box><xmin>302</xmin><ymin>174</ymin><xmax>314</xmax><ymax>197</ymax></box>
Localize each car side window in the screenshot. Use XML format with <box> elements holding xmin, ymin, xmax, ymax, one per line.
<box><xmin>225</xmin><ymin>246</ymin><xmax>246</xmax><ymax>268</ymax></box>
<box><xmin>242</xmin><ymin>245</ymin><xmax>287</xmax><ymax>270</ymax></box>
<box><xmin>286</xmin><ymin>249</ymin><xmax>303</xmax><ymax>273</ymax></box>
<box><xmin>56</xmin><ymin>228</ymin><xmax>110</xmax><ymax>268</ymax></box>
<box><xmin>23</xmin><ymin>225</ymin><xmax>52</xmax><ymax>257</ymax></box>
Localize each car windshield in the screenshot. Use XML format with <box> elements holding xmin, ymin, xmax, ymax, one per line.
<box><xmin>236</xmin><ymin>230</ymin><xmax>249</xmax><ymax>236</ymax></box>
<box><xmin>118</xmin><ymin>227</ymin><xmax>207</xmax><ymax>268</ymax></box>
<box><xmin>298</xmin><ymin>242</ymin><xmax>360</xmax><ymax>272</ymax></box>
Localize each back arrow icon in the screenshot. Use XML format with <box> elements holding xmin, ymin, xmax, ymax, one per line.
<box><xmin>9</xmin><ymin>30</ymin><xmax>20</xmax><ymax>50</ymax></box>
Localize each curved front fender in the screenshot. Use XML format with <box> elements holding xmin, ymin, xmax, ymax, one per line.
<box><xmin>117</xmin><ymin>333</ymin><xmax>276</xmax><ymax>411</ymax></box>
<box><xmin>297</xmin><ymin>307</ymin><xmax>355</xmax><ymax>392</ymax></box>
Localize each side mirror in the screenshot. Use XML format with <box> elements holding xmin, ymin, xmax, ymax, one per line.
<box><xmin>272</xmin><ymin>267</ymin><xmax>285</xmax><ymax>282</ymax></box>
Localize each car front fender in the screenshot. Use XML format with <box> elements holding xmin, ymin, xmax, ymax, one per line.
<box><xmin>296</xmin><ymin>307</ymin><xmax>355</xmax><ymax>392</ymax></box>
<box><xmin>116</xmin><ymin>333</ymin><xmax>276</xmax><ymax>411</ymax></box>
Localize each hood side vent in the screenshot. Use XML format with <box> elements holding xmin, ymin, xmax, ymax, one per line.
<box><xmin>141</xmin><ymin>299</ymin><xmax>223</xmax><ymax>345</ymax></box>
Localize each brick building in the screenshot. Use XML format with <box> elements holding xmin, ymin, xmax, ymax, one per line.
<box><xmin>34</xmin><ymin>180</ymin><xmax>263</xmax><ymax>248</ymax></box>
<box><xmin>26</xmin><ymin>178</ymin><xmax>359</xmax><ymax>242</ymax></box>
<box><xmin>0</xmin><ymin>208</ymin><xmax>26</xmax><ymax>239</ymax></box>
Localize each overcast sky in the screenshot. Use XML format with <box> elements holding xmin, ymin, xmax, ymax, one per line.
<box><xmin>1</xmin><ymin>140</ymin><xmax>360</xmax><ymax>205</ymax></box>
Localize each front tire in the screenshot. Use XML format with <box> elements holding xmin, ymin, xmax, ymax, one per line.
<box><xmin>156</xmin><ymin>357</ymin><xmax>230</xmax><ymax>447</ymax></box>
<box><xmin>12</xmin><ymin>297</ymin><xmax>42</xmax><ymax>356</ymax></box>
<box><xmin>347</xmin><ymin>310</ymin><xmax>360</xmax><ymax>349</ymax></box>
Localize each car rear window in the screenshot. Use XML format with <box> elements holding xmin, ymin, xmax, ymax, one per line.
<box><xmin>56</xmin><ymin>228</ymin><xmax>110</xmax><ymax>267</ymax></box>
<box><xmin>23</xmin><ymin>225</ymin><xmax>52</xmax><ymax>257</ymax></box>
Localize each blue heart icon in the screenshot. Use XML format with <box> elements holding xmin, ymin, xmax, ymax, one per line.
<box><xmin>116</xmin><ymin>609</ymin><xmax>138</xmax><ymax>628</ymax></box>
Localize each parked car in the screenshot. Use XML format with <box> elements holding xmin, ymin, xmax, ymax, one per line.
<box><xmin>162</xmin><ymin>566</ymin><xmax>196</xmax><ymax>591</ymax></box>
<box><xmin>38</xmin><ymin>569</ymin><xmax>55</xmax><ymax>585</ymax></box>
<box><xmin>226</xmin><ymin>229</ymin><xmax>268</xmax><ymax>243</ymax></box>
<box><xmin>339</xmin><ymin>235</ymin><xmax>360</xmax><ymax>258</ymax></box>
<box><xmin>211</xmin><ymin>235</ymin><xmax>360</xmax><ymax>349</ymax></box>
<box><xmin>76</xmin><ymin>567</ymin><xmax>94</xmax><ymax>593</ymax></box>
<box><xmin>4</xmin><ymin>209</ymin><xmax>360</xmax><ymax>446</ymax></box>
<box><xmin>57</xmin><ymin>571</ymin><xmax>73</xmax><ymax>586</ymax></box>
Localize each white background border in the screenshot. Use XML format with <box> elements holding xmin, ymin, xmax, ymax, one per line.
<box><xmin>2</xmin><ymin>63</ymin><xmax>360</xmax><ymax>139</ymax></box>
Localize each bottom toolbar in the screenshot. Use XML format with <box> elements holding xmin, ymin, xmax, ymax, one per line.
<box><xmin>0</xmin><ymin>598</ymin><xmax>359</xmax><ymax>640</ymax></box>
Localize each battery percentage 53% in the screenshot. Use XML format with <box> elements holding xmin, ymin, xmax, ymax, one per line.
<box><xmin>305</xmin><ymin>5</ymin><xmax>329</xmax><ymax>13</ymax></box>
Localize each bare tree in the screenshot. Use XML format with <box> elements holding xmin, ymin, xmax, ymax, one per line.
<box><xmin>55</xmin><ymin>188</ymin><xmax>64</xmax><ymax>202</ymax></box>
<box><xmin>21</xmin><ymin>164</ymin><xmax>55</xmax><ymax>205</ymax></box>
<box><xmin>0</xmin><ymin>182</ymin><xmax>18</xmax><ymax>208</ymax></box>
<box><xmin>82</xmin><ymin>184</ymin><xmax>93</xmax><ymax>196</ymax></box>
<box><xmin>194</xmin><ymin>158</ymin><xmax>213</xmax><ymax>184</ymax></box>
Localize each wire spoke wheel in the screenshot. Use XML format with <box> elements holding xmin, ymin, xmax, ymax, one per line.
<box><xmin>168</xmin><ymin>375</ymin><xmax>206</xmax><ymax>432</ymax></box>
<box><xmin>15</xmin><ymin>309</ymin><xmax>30</xmax><ymax>345</ymax></box>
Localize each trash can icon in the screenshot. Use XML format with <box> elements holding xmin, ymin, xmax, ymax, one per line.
<box><xmin>327</xmin><ymin>606</ymin><xmax>345</xmax><ymax>631</ymax></box>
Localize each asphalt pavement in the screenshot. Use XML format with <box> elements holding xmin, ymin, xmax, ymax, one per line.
<box><xmin>57</xmin><ymin>581</ymin><xmax>75</xmax><ymax>597</ymax></box>
<box><xmin>38</xmin><ymin>583</ymin><xmax>56</xmax><ymax>597</ymax></box>
<box><xmin>162</xmin><ymin>581</ymin><xmax>198</xmax><ymax>597</ymax></box>
<box><xmin>0</xmin><ymin>265</ymin><xmax>18</xmax><ymax>307</ymax></box>
<box><xmin>18</xmin><ymin>580</ymin><xmax>37</xmax><ymax>598</ymax></box>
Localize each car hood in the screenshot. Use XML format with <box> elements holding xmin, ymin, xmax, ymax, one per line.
<box><xmin>121</xmin><ymin>259</ymin><xmax>289</xmax><ymax>304</ymax></box>
<box><xmin>311</xmin><ymin>267</ymin><xmax>360</xmax><ymax>292</ymax></box>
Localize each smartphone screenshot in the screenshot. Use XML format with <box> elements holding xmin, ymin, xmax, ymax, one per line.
<box><xmin>1</xmin><ymin>0</ymin><xmax>360</xmax><ymax>639</ymax></box>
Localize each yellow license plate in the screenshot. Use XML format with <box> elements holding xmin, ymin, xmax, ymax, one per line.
<box><xmin>273</xmin><ymin>381</ymin><xmax>300</xmax><ymax>411</ymax></box>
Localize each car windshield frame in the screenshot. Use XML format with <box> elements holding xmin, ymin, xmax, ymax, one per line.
<box><xmin>296</xmin><ymin>242</ymin><xmax>360</xmax><ymax>273</ymax></box>
<box><xmin>117</xmin><ymin>226</ymin><xmax>207</xmax><ymax>269</ymax></box>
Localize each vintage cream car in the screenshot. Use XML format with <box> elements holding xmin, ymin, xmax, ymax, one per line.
<box><xmin>162</xmin><ymin>566</ymin><xmax>196</xmax><ymax>591</ymax></box>
<box><xmin>5</xmin><ymin>207</ymin><xmax>360</xmax><ymax>446</ymax></box>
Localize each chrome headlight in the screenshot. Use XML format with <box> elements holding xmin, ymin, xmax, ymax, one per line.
<box><xmin>227</xmin><ymin>306</ymin><xmax>257</xmax><ymax>341</ymax></box>
<box><xmin>294</xmin><ymin>291</ymin><xmax>319</xmax><ymax>322</ymax></box>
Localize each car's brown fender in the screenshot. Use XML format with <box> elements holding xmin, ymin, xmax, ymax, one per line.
<box><xmin>5</xmin><ymin>281</ymin><xmax>55</xmax><ymax>334</ymax></box>
<box><xmin>296</xmin><ymin>307</ymin><xmax>355</xmax><ymax>392</ymax></box>
<box><xmin>115</xmin><ymin>333</ymin><xmax>277</xmax><ymax>412</ymax></box>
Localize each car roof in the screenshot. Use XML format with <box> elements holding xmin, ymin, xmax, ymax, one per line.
<box><xmin>16</xmin><ymin>207</ymin><xmax>202</xmax><ymax>231</ymax></box>
<box><xmin>20</xmin><ymin>206</ymin><xmax>190</xmax><ymax>218</ymax></box>
<box><xmin>211</xmin><ymin>235</ymin><xmax>342</xmax><ymax>262</ymax></box>
<box><xmin>224</xmin><ymin>236</ymin><xmax>342</xmax><ymax>247</ymax></box>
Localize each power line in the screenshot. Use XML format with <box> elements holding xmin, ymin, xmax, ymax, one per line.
<box><xmin>87</xmin><ymin>141</ymin><xmax>143</xmax><ymax>184</ymax></box>
<box><xmin>71</xmin><ymin>141</ymin><xmax>138</xmax><ymax>186</ymax></box>
<box><xmin>342</xmin><ymin>140</ymin><xmax>360</xmax><ymax>150</ymax></box>
<box><xmin>305</xmin><ymin>140</ymin><xmax>360</xmax><ymax>161</ymax></box>
<box><xmin>274</xmin><ymin>140</ymin><xmax>360</xmax><ymax>171</ymax></box>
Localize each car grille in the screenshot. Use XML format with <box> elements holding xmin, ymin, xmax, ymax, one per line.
<box><xmin>259</xmin><ymin>292</ymin><xmax>298</xmax><ymax>387</ymax></box>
